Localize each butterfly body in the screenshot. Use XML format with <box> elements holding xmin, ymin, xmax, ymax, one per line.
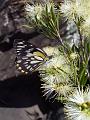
<box><xmin>14</xmin><ymin>39</ymin><xmax>49</xmax><ymax>74</ymax></box>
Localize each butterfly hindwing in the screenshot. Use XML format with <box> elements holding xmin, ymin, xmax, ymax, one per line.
<box><xmin>14</xmin><ymin>39</ymin><xmax>48</xmax><ymax>74</ymax></box>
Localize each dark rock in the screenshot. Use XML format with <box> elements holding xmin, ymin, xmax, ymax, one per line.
<box><xmin>0</xmin><ymin>0</ymin><xmax>9</xmax><ymax>12</ymax></box>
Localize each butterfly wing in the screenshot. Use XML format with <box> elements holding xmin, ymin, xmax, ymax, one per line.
<box><xmin>14</xmin><ymin>39</ymin><xmax>48</xmax><ymax>74</ymax></box>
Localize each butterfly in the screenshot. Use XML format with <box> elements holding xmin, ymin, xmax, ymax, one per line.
<box><xmin>14</xmin><ymin>39</ymin><xmax>49</xmax><ymax>74</ymax></box>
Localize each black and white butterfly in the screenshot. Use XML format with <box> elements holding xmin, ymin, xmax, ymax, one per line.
<box><xmin>14</xmin><ymin>39</ymin><xmax>49</xmax><ymax>74</ymax></box>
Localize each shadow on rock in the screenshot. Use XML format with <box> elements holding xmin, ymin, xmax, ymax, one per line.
<box><xmin>0</xmin><ymin>71</ymin><xmax>64</xmax><ymax>115</ymax></box>
<box><xmin>0</xmin><ymin>72</ymin><xmax>45</xmax><ymax>108</ymax></box>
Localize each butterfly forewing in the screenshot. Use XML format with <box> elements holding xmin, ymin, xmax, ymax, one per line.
<box><xmin>14</xmin><ymin>39</ymin><xmax>48</xmax><ymax>74</ymax></box>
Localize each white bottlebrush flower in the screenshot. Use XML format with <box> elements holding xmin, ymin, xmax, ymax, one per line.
<box><xmin>61</xmin><ymin>0</ymin><xmax>90</xmax><ymax>37</ymax></box>
<box><xmin>43</xmin><ymin>1</ymin><xmax>58</xmax><ymax>13</ymax></box>
<box><xmin>60</xmin><ymin>0</ymin><xmax>89</xmax><ymax>21</ymax></box>
<box><xmin>81</xmin><ymin>17</ymin><xmax>90</xmax><ymax>37</ymax></box>
<box><xmin>64</xmin><ymin>87</ymin><xmax>90</xmax><ymax>120</ymax></box>
<box><xmin>43</xmin><ymin>46</ymin><xmax>60</xmax><ymax>56</ymax></box>
<box><xmin>41</xmin><ymin>74</ymin><xmax>74</xmax><ymax>99</ymax></box>
<box><xmin>39</xmin><ymin>51</ymin><xmax>73</xmax><ymax>79</ymax></box>
<box><xmin>25</xmin><ymin>3</ymin><xmax>43</xmax><ymax>21</ymax></box>
<box><xmin>39</xmin><ymin>53</ymin><xmax>74</xmax><ymax>99</ymax></box>
<box><xmin>40</xmin><ymin>55</ymin><xmax>71</xmax><ymax>72</ymax></box>
<box><xmin>25</xmin><ymin>1</ymin><xmax>59</xmax><ymax>22</ymax></box>
<box><xmin>70</xmin><ymin>52</ymin><xmax>78</xmax><ymax>60</ymax></box>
